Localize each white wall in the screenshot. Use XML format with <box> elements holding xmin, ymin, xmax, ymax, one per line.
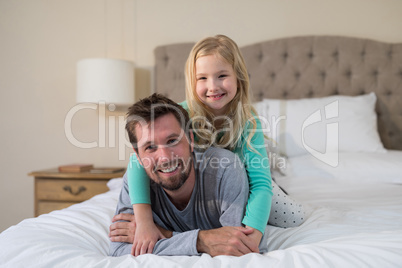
<box><xmin>1</xmin><ymin>0</ymin><xmax>401</xmax><ymax>232</ymax></box>
<box><xmin>134</xmin><ymin>0</ymin><xmax>402</xmax><ymax>65</ymax></box>
<box><xmin>0</xmin><ymin>0</ymin><xmax>136</xmax><ymax>232</ymax></box>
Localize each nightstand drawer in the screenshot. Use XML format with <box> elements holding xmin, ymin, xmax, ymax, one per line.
<box><xmin>37</xmin><ymin>201</ymin><xmax>77</xmax><ymax>215</ymax></box>
<box><xmin>30</xmin><ymin>168</ymin><xmax>125</xmax><ymax>217</ymax></box>
<box><xmin>36</xmin><ymin>178</ymin><xmax>109</xmax><ymax>202</ymax></box>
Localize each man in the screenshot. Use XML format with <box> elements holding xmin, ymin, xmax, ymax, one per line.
<box><xmin>109</xmin><ymin>94</ymin><xmax>267</xmax><ymax>256</ymax></box>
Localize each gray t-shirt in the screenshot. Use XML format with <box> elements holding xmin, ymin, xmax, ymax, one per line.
<box><xmin>109</xmin><ymin>147</ymin><xmax>268</xmax><ymax>256</ymax></box>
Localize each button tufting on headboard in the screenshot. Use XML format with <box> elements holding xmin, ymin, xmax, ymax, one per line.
<box><xmin>163</xmin><ymin>55</ymin><xmax>169</xmax><ymax>67</ymax></box>
<box><xmin>361</xmin><ymin>51</ymin><xmax>366</xmax><ymax>58</ymax></box>
<box><xmin>387</xmin><ymin>48</ymin><xmax>393</xmax><ymax>59</ymax></box>
<box><xmin>257</xmin><ymin>52</ymin><xmax>264</xmax><ymax>62</ymax></box>
<box><xmin>345</xmin><ymin>70</ymin><xmax>352</xmax><ymax>78</ymax></box>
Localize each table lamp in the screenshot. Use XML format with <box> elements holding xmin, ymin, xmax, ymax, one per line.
<box><xmin>76</xmin><ymin>58</ymin><xmax>134</xmax><ymax>105</ymax></box>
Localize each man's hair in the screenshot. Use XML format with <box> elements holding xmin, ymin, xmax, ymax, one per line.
<box><xmin>125</xmin><ymin>93</ymin><xmax>191</xmax><ymax>152</ymax></box>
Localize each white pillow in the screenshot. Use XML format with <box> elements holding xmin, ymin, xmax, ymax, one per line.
<box><xmin>253</xmin><ymin>93</ymin><xmax>386</xmax><ymax>160</ymax></box>
<box><xmin>287</xmin><ymin>151</ymin><xmax>402</xmax><ymax>184</ymax></box>
<box><xmin>107</xmin><ymin>177</ymin><xmax>124</xmax><ymax>191</ymax></box>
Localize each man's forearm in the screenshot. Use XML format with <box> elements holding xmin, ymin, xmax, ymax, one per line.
<box><xmin>196</xmin><ymin>230</ymin><xmax>211</xmax><ymax>254</ymax></box>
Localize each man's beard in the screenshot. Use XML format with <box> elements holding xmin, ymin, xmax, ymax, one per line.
<box><xmin>150</xmin><ymin>157</ymin><xmax>193</xmax><ymax>191</ymax></box>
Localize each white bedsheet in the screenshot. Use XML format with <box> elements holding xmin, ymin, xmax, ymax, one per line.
<box><xmin>1</xmin><ymin>154</ymin><xmax>402</xmax><ymax>267</ymax></box>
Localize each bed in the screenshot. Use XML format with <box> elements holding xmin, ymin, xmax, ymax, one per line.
<box><xmin>1</xmin><ymin>36</ymin><xmax>402</xmax><ymax>267</ymax></box>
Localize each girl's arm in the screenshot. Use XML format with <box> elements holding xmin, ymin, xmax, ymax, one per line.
<box><xmin>127</xmin><ymin>154</ymin><xmax>165</xmax><ymax>256</ymax></box>
<box><xmin>235</xmin><ymin>118</ymin><xmax>273</xmax><ymax>236</ymax></box>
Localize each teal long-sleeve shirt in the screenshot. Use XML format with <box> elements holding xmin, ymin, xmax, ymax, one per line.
<box><xmin>127</xmin><ymin>101</ymin><xmax>273</xmax><ymax>234</ymax></box>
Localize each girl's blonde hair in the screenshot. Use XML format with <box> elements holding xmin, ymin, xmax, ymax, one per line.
<box><xmin>185</xmin><ymin>34</ymin><xmax>257</xmax><ymax>152</ymax></box>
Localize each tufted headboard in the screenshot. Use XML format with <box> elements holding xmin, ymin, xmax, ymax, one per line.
<box><xmin>154</xmin><ymin>36</ymin><xmax>402</xmax><ymax>150</ymax></box>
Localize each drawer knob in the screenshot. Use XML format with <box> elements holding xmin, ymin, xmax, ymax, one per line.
<box><xmin>63</xmin><ymin>185</ymin><xmax>87</xmax><ymax>196</ymax></box>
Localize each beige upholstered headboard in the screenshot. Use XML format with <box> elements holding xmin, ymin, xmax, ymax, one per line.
<box><xmin>154</xmin><ymin>36</ymin><xmax>402</xmax><ymax>150</ymax></box>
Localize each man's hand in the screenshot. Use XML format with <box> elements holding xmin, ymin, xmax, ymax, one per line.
<box><xmin>109</xmin><ymin>213</ymin><xmax>137</xmax><ymax>243</ymax></box>
<box><xmin>196</xmin><ymin>226</ymin><xmax>259</xmax><ymax>257</ymax></box>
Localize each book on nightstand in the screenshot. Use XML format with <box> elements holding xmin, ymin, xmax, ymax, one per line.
<box><xmin>58</xmin><ymin>164</ymin><xmax>94</xmax><ymax>173</ymax></box>
<box><xmin>89</xmin><ymin>167</ymin><xmax>125</xmax><ymax>174</ymax></box>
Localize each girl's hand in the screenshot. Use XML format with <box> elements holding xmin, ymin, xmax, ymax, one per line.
<box><xmin>131</xmin><ymin>222</ymin><xmax>166</xmax><ymax>256</ymax></box>
<box><xmin>245</xmin><ymin>226</ymin><xmax>262</xmax><ymax>249</ymax></box>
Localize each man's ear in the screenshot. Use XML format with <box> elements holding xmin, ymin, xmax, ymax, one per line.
<box><xmin>189</xmin><ymin>131</ymin><xmax>194</xmax><ymax>152</ymax></box>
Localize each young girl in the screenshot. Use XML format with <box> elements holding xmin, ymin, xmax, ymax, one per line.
<box><xmin>127</xmin><ymin>35</ymin><xmax>306</xmax><ymax>256</ymax></box>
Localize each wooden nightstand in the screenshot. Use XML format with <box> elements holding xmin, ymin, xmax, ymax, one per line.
<box><xmin>29</xmin><ymin>168</ymin><xmax>125</xmax><ymax>216</ymax></box>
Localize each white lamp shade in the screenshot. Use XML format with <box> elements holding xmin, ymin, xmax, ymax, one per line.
<box><xmin>76</xmin><ymin>58</ymin><xmax>135</xmax><ymax>104</ymax></box>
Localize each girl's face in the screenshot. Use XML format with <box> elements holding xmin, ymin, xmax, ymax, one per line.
<box><xmin>195</xmin><ymin>54</ymin><xmax>237</xmax><ymax>116</ymax></box>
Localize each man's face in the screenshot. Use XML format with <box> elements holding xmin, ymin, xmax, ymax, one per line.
<box><xmin>134</xmin><ymin>113</ymin><xmax>193</xmax><ymax>191</ymax></box>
